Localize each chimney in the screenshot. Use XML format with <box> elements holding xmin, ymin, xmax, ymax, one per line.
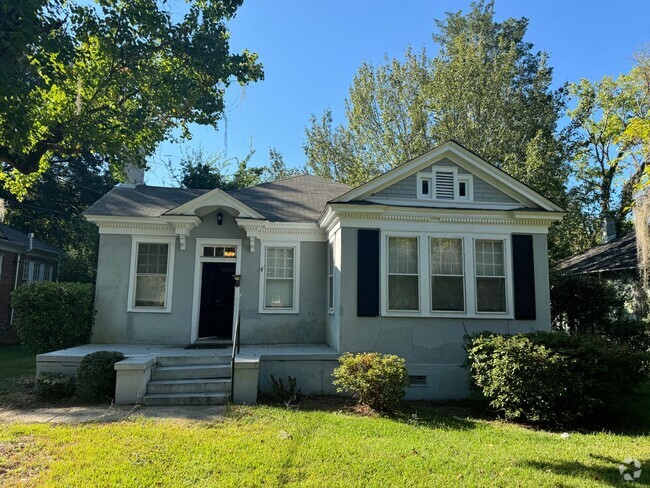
<box><xmin>28</xmin><ymin>232</ymin><xmax>34</xmax><ymax>252</ymax></box>
<box><xmin>124</xmin><ymin>163</ymin><xmax>145</xmax><ymax>186</ymax></box>
<box><xmin>602</xmin><ymin>214</ymin><xmax>617</xmax><ymax>243</ymax></box>
<box><xmin>0</xmin><ymin>198</ymin><xmax>6</xmax><ymax>222</ymax></box>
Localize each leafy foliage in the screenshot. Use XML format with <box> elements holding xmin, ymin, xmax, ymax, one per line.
<box><xmin>305</xmin><ymin>1</ymin><xmax>568</xmax><ymax>206</ymax></box>
<box><xmin>333</xmin><ymin>352</ymin><xmax>409</xmax><ymax>411</ymax></box>
<box><xmin>0</xmin><ymin>0</ymin><xmax>263</xmax><ymax>196</ymax></box>
<box><xmin>1</xmin><ymin>156</ymin><xmax>115</xmax><ymax>282</ymax></box>
<box><xmin>75</xmin><ymin>351</ymin><xmax>125</xmax><ymax>403</ymax></box>
<box><xmin>550</xmin><ymin>273</ymin><xmax>650</xmax><ymax>350</ymax></box>
<box><xmin>465</xmin><ymin>332</ymin><xmax>649</xmax><ymax>426</ymax></box>
<box><xmin>35</xmin><ymin>372</ymin><xmax>76</xmax><ymax>400</ymax></box>
<box><xmin>12</xmin><ymin>282</ymin><xmax>95</xmax><ymax>353</ymax></box>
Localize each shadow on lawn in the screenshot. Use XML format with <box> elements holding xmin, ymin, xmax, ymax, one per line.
<box><xmin>258</xmin><ymin>395</ymin><xmax>480</xmax><ymax>431</ymax></box>
<box><xmin>524</xmin><ymin>458</ymin><xmax>650</xmax><ymax>487</ymax></box>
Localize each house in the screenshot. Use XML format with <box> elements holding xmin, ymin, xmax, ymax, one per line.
<box><xmin>555</xmin><ymin>232</ymin><xmax>646</xmax><ymax>317</ymax></box>
<box><xmin>0</xmin><ymin>223</ymin><xmax>62</xmax><ymax>344</ymax></box>
<box><xmin>41</xmin><ymin>141</ymin><xmax>563</xmax><ymax>405</ymax></box>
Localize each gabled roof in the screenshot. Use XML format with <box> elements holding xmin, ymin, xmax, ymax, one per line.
<box><xmin>332</xmin><ymin>140</ymin><xmax>564</xmax><ymax>212</ymax></box>
<box><xmin>0</xmin><ymin>223</ymin><xmax>62</xmax><ymax>255</ymax></box>
<box><xmin>84</xmin><ymin>175</ymin><xmax>351</xmax><ymax>223</ymax></box>
<box><xmin>555</xmin><ymin>233</ymin><xmax>637</xmax><ymax>275</ymax></box>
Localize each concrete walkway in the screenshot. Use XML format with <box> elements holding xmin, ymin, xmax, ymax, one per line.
<box><xmin>0</xmin><ymin>404</ymin><xmax>226</xmax><ymax>424</ymax></box>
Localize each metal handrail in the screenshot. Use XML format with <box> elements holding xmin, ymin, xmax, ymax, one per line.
<box><xmin>230</xmin><ymin>311</ymin><xmax>241</xmax><ymax>402</ymax></box>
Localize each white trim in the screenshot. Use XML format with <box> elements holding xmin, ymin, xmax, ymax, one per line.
<box><xmin>416</xmin><ymin>173</ymin><xmax>432</xmax><ymax>199</ymax></box>
<box><xmin>236</xmin><ymin>219</ymin><xmax>326</xmax><ymax>252</ymax></box>
<box><xmin>379</xmin><ymin>231</ymin><xmax>514</xmax><ymax>319</ymax></box>
<box><xmin>190</xmin><ymin>238</ymin><xmax>242</xmax><ymax>343</ymax></box>
<box><xmin>327</xmin><ymin>237</ymin><xmax>335</xmax><ymax>314</ymax></box>
<box><xmin>127</xmin><ymin>236</ymin><xmax>176</xmax><ymax>314</ymax></box>
<box><xmin>258</xmin><ymin>241</ymin><xmax>300</xmax><ymax>314</ymax></box>
<box><xmin>457</xmin><ymin>174</ymin><xmax>474</xmax><ymax>201</ymax></box>
<box><xmin>85</xmin><ymin>215</ymin><xmax>176</xmax><ymax>236</ymax></box>
<box><xmin>332</xmin><ymin>141</ymin><xmax>564</xmax><ymax>212</ymax></box>
<box><xmin>165</xmin><ymin>187</ymin><xmax>265</xmax><ymax>218</ymax></box>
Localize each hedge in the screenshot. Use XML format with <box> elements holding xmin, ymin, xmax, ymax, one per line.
<box><xmin>12</xmin><ymin>281</ymin><xmax>95</xmax><ymax>353</ymax></box>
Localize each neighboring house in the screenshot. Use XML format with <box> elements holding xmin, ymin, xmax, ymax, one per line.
<box><xmin>555</xmin><ymin>232</ymin><xmax>645</xmax><ymax>317</ymax></box>
<box><xmin>82</xmin><ymin>141</ymin><xmax>564</xmax><ymax>401</ymax></box>
<box><xmin>0</xmin><ymin>223</ymin><xmax>62</xmax><ymax>343</ymax></box>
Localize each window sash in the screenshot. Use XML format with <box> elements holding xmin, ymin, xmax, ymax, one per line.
<box><xmin>475</xmin><ymin>239</ymin><xmax>507</xmax><ymax>313</ymax></box>
<box><xmin>264</xmin><ymin>246</ymin><xmax>296</xmax><ymax>310</ymax></box>
<box><xmin>134</xmin><ymin>243</ymin><xmax>169</xmax><ymax>309</ymax></box>
<box><xmin>430</xmin><ymin>238</ymin><xmax>465</xmax><ymax>312</ymax></box>
<box><xmin>387</xmin><ymin>236</ymin><xmax>419</xmax><ymax>311</ymax></box>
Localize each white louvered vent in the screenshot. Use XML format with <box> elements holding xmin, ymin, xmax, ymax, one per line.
<box><xmin>435</xmin><ymin>171</ymin><xmax>455</xmax><ymax>200</ymax></box>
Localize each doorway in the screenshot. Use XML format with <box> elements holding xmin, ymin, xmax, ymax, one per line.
<box><xmin>198</xmin><ymin>262</ymin><xmax>236</xmax><ymax>339</ymax></box>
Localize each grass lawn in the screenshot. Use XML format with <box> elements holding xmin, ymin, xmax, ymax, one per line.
<box><xmin>1</xmin><ymin>346</ymin><xmax>649</xmax><ymax>486</ymax></box>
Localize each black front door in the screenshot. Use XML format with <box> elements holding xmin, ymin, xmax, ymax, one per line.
<box><xmin>198</xmin><ymin>262</ymin><xmax>236</xmax><ymax>339</ymax></box>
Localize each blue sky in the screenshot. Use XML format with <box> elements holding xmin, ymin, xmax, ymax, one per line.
<box><xmin>148</xmin><ymin>0</ymin><xmax>650</xmax><ymax>185</ymax></box>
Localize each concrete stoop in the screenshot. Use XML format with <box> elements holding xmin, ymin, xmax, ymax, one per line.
<box><xmin>143</xmin><ymin>355</ymin><xmax>231</xmax><ymax>406</ymax></box>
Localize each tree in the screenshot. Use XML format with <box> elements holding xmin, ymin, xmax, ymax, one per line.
<box><xmin>0</xmin><ymin>155</ymin><xmax>116</xmax><ymax>283</ymax></box>
<box><xmin>304</xmin><ymin>1</ymin><xmax>568</xmax><ymax>205</ymax></box>
<box><xmin>0</xmin><ymin>0</ymin><xmax>263</xmax><ymax>197</ymax></box>
<box><xmin>264</xmin><ymin>148</ymin><xmax>304</xmax><ymax>181</ymax></box>
<box><xmin>568</xmin><ymin>64</ymin><xmax>650</xmax><ymax>237</ymax></box>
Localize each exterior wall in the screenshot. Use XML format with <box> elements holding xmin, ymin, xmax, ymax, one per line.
<box><xmin>371</xmin><ymin>159</ymin><xmax>519</xmax><ymax>205</ymax></box>
<box><xmin>92</xmin><ymin>208</ymin><xmax>327</xmax><ymax>345</ymax></box>
<box><xmin>334</xmin><ymin>226</ymin><xmax>551</xmax><ymax>399</ymax></box>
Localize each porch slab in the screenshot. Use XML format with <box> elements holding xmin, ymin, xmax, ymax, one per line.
<box><xmin>239</xmin><ymin>344</ymin><xmax>339</xmax><ymax>360</ymax></box>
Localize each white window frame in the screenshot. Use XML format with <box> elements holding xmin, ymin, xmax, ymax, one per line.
<box><xmin>382</xmin><ymin>234</ymin><xmax>422</xmax><ymax>314</ymax></box>
<box><xmin>381</xmin><ymin>231</ymin><xmax>513</xmax><ymax>318</ymax></box>
<box><xmin>474</xmin><ymin>238</ymin><xmax>509</xmax><ymax>314</ymax></box>
<box><xmin>327</xmin><ymin>238</ymin><xmax>335</xmax><ymax>314</ymax></box>
<box><xmin>416</xmin><ymin>173</ymin><xmax>433</xmax><ymax>199</ymax></box>
<box><xmin>429</xmin><ymin>237</ymin><xmax>466</xmax><ymax>314</ymax></box>
<box><xmin>259</xmin><ymin>241</ymin><xmax>300</xmax><ymax>314</ymax></box>
<box><xmin>22</xmin><ymin>261</ymin><xmax>33</xmax><ymax>282</ymax></box>
<box><xmin>415</xmin><ymin>167</ymin><xmax>475</xmax><ymax>203</ymax></box>
<box><xmin>457</xmin><ymin>174</ymin><xmax>474</xmax><ymax>201</ymax></box>
<box><xmin>127</xmin><ymin>236</ymin><xmax>176</xmax><ymax>313</ymax></box>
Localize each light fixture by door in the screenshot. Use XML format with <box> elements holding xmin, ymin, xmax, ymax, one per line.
<box><xmin>217</xmin><ymin>212</ymin><xmax>223</xmax><ymax>225</ymax></box>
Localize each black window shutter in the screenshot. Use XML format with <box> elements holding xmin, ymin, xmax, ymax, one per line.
<box><xmin>512</xmin><ymin>234</ymin><xmax>536</xmax><ymax>320</ymax></box>
<box><xmin>357</xmin><ymin>229</ymin><xmax>380</xmax><ymax>317</ymax></box>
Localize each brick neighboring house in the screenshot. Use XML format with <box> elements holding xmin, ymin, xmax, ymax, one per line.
<box><xmin>0</xmin><ymin>223</ymin><xmax>63</xmax><ymax>344</ymax></box>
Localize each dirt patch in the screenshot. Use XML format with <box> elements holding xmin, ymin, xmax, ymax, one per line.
<box><xmin>0</xmin><ymin>436</ymin><xmax>47</xmax><ymax>486</ymax></box>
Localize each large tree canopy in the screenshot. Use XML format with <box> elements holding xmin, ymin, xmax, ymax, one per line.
<box><xmin>304</xmin><ymin>0</ymin><xmax>568</xmax><ymax>204</ymax></box>
<box><xmin>0</xmin><ymin>0</ymin><xmax>263</xmax><ymax>196</ymax></box>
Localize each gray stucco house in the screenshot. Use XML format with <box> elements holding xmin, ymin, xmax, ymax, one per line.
<box><xmin>75</xmin><ymin>141</ymin><xmax>563</xmax><ymax>404</ymax></box>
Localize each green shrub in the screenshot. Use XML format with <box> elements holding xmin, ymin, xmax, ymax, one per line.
<box><xmin>35</xmin><ymin>373</ymin><xmax>76</xmax><ymax>400</ymax></box>
<box><xmin>12</xmin><ymin>282</ymin><xmax>95</xmax><ymax>353</ymax></box>
<box><xmin>333</xmin><ymin>352</ymin><xmax>409</xmax><ymax>411</ymax></box>
<box><xmin>75</xmin><ymin>351</ymin><xmax>125</xmax><ymax>403</ymax></box>
<box><xmin>466</xmin><ymin>332</ymin><xmax>650</xmax><ymax>426</ymax></box>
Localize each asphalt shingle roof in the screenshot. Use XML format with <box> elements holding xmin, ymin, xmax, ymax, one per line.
<box><xmin>555</xmin><ymin>232</ymin><xmax>637</xmax><ymax>275</ymax></box>
<box><xmin>0</xmin><ymin>223</ymin><xmax>62</xmax><ymax>255</ymax></box>
<box><xmin>84</xmin><ymin>175</ymin><xmax>351</xmax><ymax>223</ymax></box>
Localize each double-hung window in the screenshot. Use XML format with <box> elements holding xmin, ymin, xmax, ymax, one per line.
<box><xmin>261</xmin><ymin>244</ymin><xmax>299</xmax><ymax>313</ymax></box>
<box><xmin>387</xmin><ymin>236</ymin><xmax>419</xmax><ymax>311</ymax></box>
<box><xmin>382</xmin><ymin>233</ymin><xmax>511</xmax><ymax>317</ymax></box>
<box><xmin>475</xmin><ymin>239</ymin><xmax>507</xmax><ymax>313</ymax></box>
<box><xmin>129</xmin><ymin>237</ymin><xmax>174</xmax><ymax>312</ymax></box>
<box><xmin>430</xmin><ymin>238</ymin><xmax>465</xmax><ymax>312</ymax></box>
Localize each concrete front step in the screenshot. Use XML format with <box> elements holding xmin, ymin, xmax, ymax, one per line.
<box><xmin>151</xmin><ymin>364</ymin><xmax>231</xmax><ymax>381</ymax></box>
<box><xmin>143</xmin><ymin>392</ymin><xmax>230</xmax><ymax>406</ymax></box>
<box><xmin>156</xmin><ymin>354</ymin><xmax>230</xmax><ymax>367</ymax></box>
<box><xmin>147</xmin><ymin>378</ymin><xmax>231</xmax><ymax>394</ymax></box>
